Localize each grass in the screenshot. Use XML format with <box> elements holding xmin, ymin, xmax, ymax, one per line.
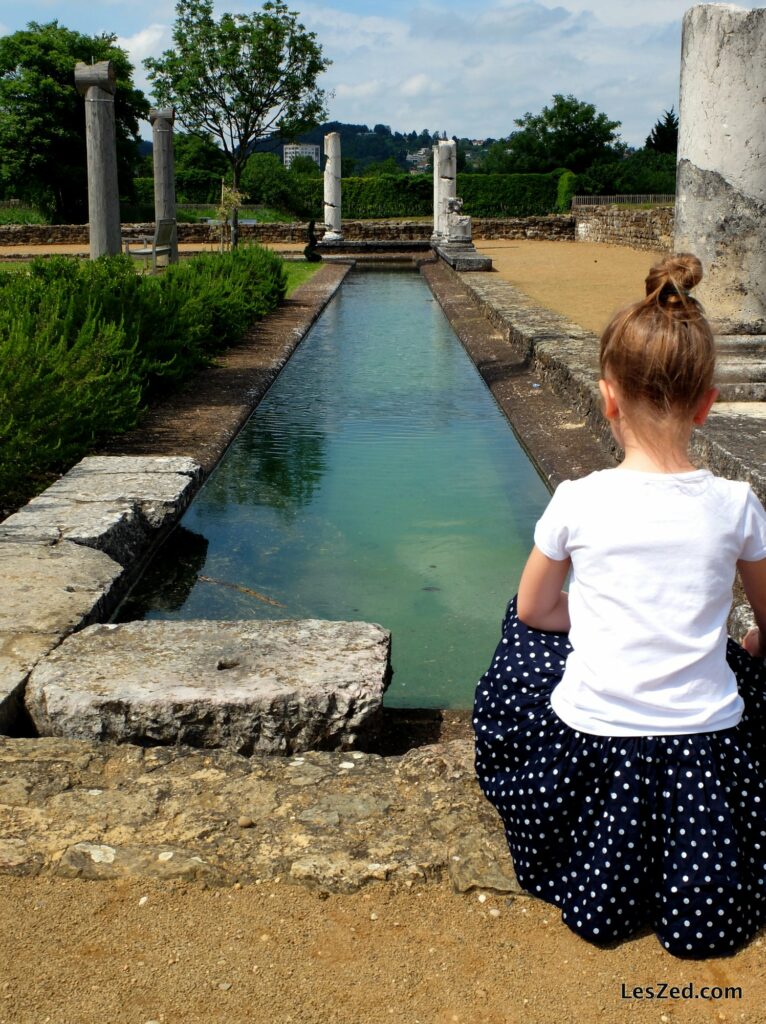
<box><xmin>176</xmin><ymin>205</ymin><xmax>298</xmax><ymax>224</ymax></box>
<box><xmin>284</xmin><ymin>261</ymin><xmax>322</xmax><ymax>297</ymax></box>
<box><xmin>0</xmin><ymin>207</ymin><xmax>48</xmax><ymax>225</ymax></box>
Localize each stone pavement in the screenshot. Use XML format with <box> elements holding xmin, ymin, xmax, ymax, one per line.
<box><xmin>0</xmin><ymin>735</ymin><xmax>520</xmax><ymax>895</ymax></box>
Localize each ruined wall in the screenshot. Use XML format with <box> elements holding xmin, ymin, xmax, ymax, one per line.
<box><xmin>574</xmin><ymin>206</ymin><xmax>674</xmax><ymax>252</ymax></box>
<box><xmin>0</xmin><ymin>216</ymin><xmax>576</xmax><ymax>248</ymax></box>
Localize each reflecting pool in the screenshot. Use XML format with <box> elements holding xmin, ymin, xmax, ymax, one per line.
<box><xmin>117</xmin><ymin>269</ymin><xmax>551</xmax><ymax>708</ymax></box>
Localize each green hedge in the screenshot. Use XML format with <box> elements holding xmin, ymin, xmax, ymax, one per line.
<box><xmin>286</xmin><ymin>171</ymin><xmax>569</xmax><ymax>219</ymax></box>
<box><xmin>0</xmin><ymin>247</ymin><xmax>286</xmax><ymax>507</ymax></box>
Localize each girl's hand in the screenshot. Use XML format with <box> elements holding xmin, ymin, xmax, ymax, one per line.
<box><xmin>742</xmin><ymin>627</ymin><xmax>765</xmax><ymax>659</ymax></box>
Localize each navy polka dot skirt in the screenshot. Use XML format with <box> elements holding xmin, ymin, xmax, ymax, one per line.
<box><xmin>473</xmin><ymin>596</ymin><xmax>766</xmax><ymax>958</ymax></box>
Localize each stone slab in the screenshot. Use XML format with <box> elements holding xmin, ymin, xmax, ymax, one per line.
<box><xmin>0</xmin><ymin>735</ymin><xmax>520</xmax><ymax>893</ymax></box>
<box><xmin>26</xmin><ymin>618</ymin><xmax>392</xmax><ymax>755</ymax></box>
<box><xmin>0</xmin><ymin>456</ymin><xmax>203</xmax><ymax>565</ymax></box>
<box><xmin>0</xmin><ymin>632</ymin><xmax>61</xmax><ymax>733</ymax></box>
<box><xmin>38</xmin><ymin>468</ymin><xmax>197</xmax><ymax>531</ymax></box>
<box><xmin>434</xmin><ymin>244</ymin><xmax>493</xmax><ymax>272</ymax></box>
<box><xmin>0</xmin><ymin>541</ymin><xmax>123</xmax><ymax>637</ymax></box>
<box><xmin>0</xmin><ymin>498</ymin><xmax>147</xmax><ymax>566</ymax></box>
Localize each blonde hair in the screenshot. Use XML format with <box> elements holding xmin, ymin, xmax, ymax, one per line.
<box><xmin>599</xmin><ymin>253</ymin><xmax>715</xmax><ymax>415</ymax></box>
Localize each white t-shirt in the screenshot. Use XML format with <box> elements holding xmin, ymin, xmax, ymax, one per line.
<box><xmin>533</xmin><ymin>468</ymin><xmax>766</xmax><ymax>736</ymax></box>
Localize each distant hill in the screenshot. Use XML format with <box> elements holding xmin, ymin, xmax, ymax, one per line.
<box><xmin>253</xmin><ymin>121</ymin><xmax>443</xmax><ymax>173</ymax></box>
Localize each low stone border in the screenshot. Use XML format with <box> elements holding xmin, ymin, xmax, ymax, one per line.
<box><xmin>0</xmin><ymin>735</ymin><xmax>519</xmax><ymax>894</ymax></box>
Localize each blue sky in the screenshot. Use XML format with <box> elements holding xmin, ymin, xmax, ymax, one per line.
<box><xmin>0</xmin><ymin>1</ymin><xmax>758</xmax><ymax>145</ymax></box>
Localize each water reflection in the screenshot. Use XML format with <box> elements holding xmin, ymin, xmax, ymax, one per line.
<box><xmin>119</xmin><ymin>271</ymin><xmax>551</xmax><ymax>708</ymax></box>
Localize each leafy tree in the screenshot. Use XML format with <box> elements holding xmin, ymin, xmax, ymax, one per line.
<box><xmin>482</xmin><ymin>94</ymin><xmax>624</xmax><ymax>175</ymax></box>
<box><xmin>146</xmin><ymin>0</ymin><xmax>330</xmax><ymax>245</ymax></box>
<box><xmin>0</xmin><ymin>21</ymin><xmax>148</xmax><ymax>222</ymax></box>
<box><xmin>361</xmin><ymin>157</ymin><xmax>402</xmax><ymax>177</ymax></box>
<box><xmin>240</xmin><ymin>152</ymin><xmax>293</xmax><ymax>208</ymax></box>
<box><xmin>174</xmin><ymin>132</ymin><xmax>229</xmax><ymax>203</ymax></box>
<box><xmin>645</xmin><ymin>108</ymin><xmax>679</xmax><ymax>155</ymax></box>
<box><xmin>289</xmin><ymin>154</ymin><xmax>322</xmax><ymax>176</ymax></box>
<box><xmin>578</xmin><ymin>149</ymin><xmax>676</xmax><ymax>196</ymax></box>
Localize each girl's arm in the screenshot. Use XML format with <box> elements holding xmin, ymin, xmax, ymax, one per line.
<box><xmin>517</xmin><ymin>545</ymin><xmax>572</xmax><ymax>633</ymax></box>
<box><xmin>738</xmin><ymin>556</ymin><xmax>766</xmax><ymax>658</ymax></box>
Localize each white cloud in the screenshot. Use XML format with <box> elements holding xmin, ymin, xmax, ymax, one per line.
<box><xmin>335</xmin><ymin>80</ymin><xmax>383</xmax><ymax>99</ymax></box>
<box><xmin>116</xmin><ymin>23</ymin><xmax>169</xmax><ymax>63</ymax></box>
<box><xmin>399</xmin><ymin>73</ymin><xmax>434</xmax><ymax>98</ymax></box>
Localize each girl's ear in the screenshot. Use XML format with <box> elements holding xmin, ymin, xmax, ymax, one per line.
<box><xmin>692</xmin><ymin>387</ymin><xmax>719</xmax><ymax>426</ymax></box>
<box><xmin>599</xmin><ymin>378</ymin><xmax>619</xmax><ymax>419</ymax></box>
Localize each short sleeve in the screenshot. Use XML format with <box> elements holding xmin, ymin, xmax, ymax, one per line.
<box><xmin>740</xmin><ymin>487</ymin><xmax>766</xmax><ymax>561</ymax></box>
<box><xmin>533</xmin><ymin>480</ymin><xmax>572</xmax><ymax>561</ymax></box>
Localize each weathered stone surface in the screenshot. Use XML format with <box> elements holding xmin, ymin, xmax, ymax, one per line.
<box><xmin>0</xmin><ymin>497</ymin><xmax>147</xmax><ymax>565</ymax></box>
<box><xmin>0</xmin><ymin>735</ymin><xmax>520</xmax><ymax>893</ymax></box>
<box><xmin>37</xmin><ymin>456</ymin><xmax>200</xmax><ymax>531</ymax></box>
<box><xmin>322</xmin><ymin>132</ymin><xmax>342</xmax><ymax>241</ymax></box>
<box><xmin>0</xmin><ymin>456</ymin><xmax>202</xmax><ymax>565</ymax></box>
<box><xmin>574</xmin><ymin>206</ymin><xmax>673</xmax><ymax>252</ymax></box>
<box><xmin>675</xmin><ymin>5</ymin><xmax>766</xmax><ymax>333</ymax></box>
<box><xmin>434</xmin><ymin>244</ymin><xmax>492</xmax><ymax>272</ymax></box>
<box><xmin>0</xmin><ymin>632</ymin><xmax>60</xmax><ymax>733</ymax></box>
<box><xmin>0</xmin><ymin>541</ymin><xmax>123</xmax><ymax>733</ymax></box>
<box><xmin>0</xmin><ymin>541</ymin><xmax>123</xmax><ymax>637</ymax></box>
<box><xmin>25</xmin><ymin>618</ymin><xmax>392</xmax><ymax>754</ymax></box>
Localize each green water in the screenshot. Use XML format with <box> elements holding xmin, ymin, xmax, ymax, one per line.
<box><xmin>118</xmin><ymin>269</ymin><xmax>551</xmax><ymax>708</ymax></box>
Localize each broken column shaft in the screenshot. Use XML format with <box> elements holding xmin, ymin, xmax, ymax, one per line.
<box><xmin>674</xmin><ymin>4</ymin><xmax>766</xmax><ymax>333</ymax></box>
<box><xmin>74</xmin><ymin>61</ymin><xmax>122</xmax><ymax>259</ymax></box>
<box><xmin>149</xmin><ymin>107</ymin><xmax>178</xmax><ymax>264</ymax></box>
<box><xmin>323</xmin><ymin>132</ymin><xmax>343</xmax><ymax>241</ymax></box>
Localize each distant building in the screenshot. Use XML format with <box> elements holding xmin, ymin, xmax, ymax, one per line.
<box><xmin>406</xmin><ymin>147</ymin><xmax>431</xmax><ymax>173</ymax></box>
<box><xmin>283</xmin><ymin>143</ymin><xmax>321</xmax><ymax>169</ymax></box>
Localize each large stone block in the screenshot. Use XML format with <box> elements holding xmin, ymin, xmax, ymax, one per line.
<box><xmin>0</xmin><ymin>540</ymin><xmax>124</xmax><ymax>733</ymax></box>
<box><xmin>0</xmin><ymin>541</ymin><xmax>123</xmax><ymax>638</ymax></box>
<box><xmin>25</xmin><ymin>618</ymin><xmax>392</xmax><ymax>754</ymax></box>
<box><xmin>0</xmin><ymin>455</ymin><xmax>202</xmax><ymax>565</ymax></box>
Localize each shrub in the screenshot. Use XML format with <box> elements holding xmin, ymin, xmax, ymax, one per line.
<box><xmin>282</xmin><ymin>170</ymin><xmax>569</xmax><ymax>219</ymax></box>
<box><xmin>0</xmin><ymin>247</ymin><xmax>286</xmax><ymax>507</ymax></box>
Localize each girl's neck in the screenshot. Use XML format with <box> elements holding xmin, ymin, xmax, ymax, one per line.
<box><xmin>615</xmin><ymin>413</ymin><xmax>697</xmax><ymax>474</ymax></box>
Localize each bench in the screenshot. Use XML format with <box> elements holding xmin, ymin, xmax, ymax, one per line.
<box><xmin>123</xmin><ymin>218</ymin><xmax>175</xmax><ymax>271</ymax></box>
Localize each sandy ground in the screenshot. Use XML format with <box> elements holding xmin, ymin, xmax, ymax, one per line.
<box><xmin>3</xmin><ymin>236</ymin><xmax>761</xmax><ymax>1024</ymax></box>
<box><xmin>473</xmin><ymin>239</ymin><xmax>664</xmax><ymax>335</ymax></box>
<box><xmin>1</xmin><ymin>875</ymin><xmax>763</xmax><ymax>1024</ymax></box>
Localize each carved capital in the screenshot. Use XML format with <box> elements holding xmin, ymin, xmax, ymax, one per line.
<box><xmin>74</xmin><ymin>60</ymin><xmax>116</xmax><ymax>96</ymax></box>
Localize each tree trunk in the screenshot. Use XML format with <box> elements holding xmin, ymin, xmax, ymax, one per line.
<box><xmin>231</xmin><ymin>166</ymin><xmax>240</xmax><ymax>249</ymax></box>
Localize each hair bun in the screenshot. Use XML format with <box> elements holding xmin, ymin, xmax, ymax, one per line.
<box><xmin>645</xmin><ymin>253</ymin><xmax>703</xmax><ymax>308</ymax></box>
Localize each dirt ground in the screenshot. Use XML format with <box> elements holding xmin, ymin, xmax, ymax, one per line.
<box><xmin>4</xmin><ymin>237</ymin><xmax>762</xmax><ymax>1024</ymax></box>
<box><xmin>473</xmin><ymin>239</ymin><xmax>664</xmax><ymax>334</ymax></box>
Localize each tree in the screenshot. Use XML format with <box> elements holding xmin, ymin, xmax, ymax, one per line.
<box><xmin>146</xmin><ymin>0</ymin><xmax>330</xmax><ymax>245</ymax></box>
<box><xmin>240</xmin><ymin>152</ymin><xmax>293</xmax><ymax>208</ymax></box>
<box><xmin>174</xmin><ymin>132</ymin><xmax>229</xmax><ymax>203</ymax></box>
<box><xmin>646</xmin><ymin>108</ymin><xmax>679</xmax><ymax>155</ymax></box>
<box><xmin>0</xmin><ymin>21</ymin><xmax>148</xmax><ymax>222</ymax></box>
<box><xmin>289</xmin><ymin>154</ymin><xmax>321</xmax><ymax>176</ymax></box>
<box><xmin>486</xmin><ymin>94</ymin><xmax>624</xmax><ymax>175</ymax></box>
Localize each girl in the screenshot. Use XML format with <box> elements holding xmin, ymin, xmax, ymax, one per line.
<box><xmin>473</xmin><ymin>253</ymin><xmax>766</xmax><ymax>958</ymax></box>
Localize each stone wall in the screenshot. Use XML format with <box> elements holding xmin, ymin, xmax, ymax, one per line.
<box><xmin>0</xmin><ymin>211</ymin><xmax>675</xmax><ymax>250</ymax></box>
<box><xmin>0</xmin><ymin>216</ymin><xmax>576</xmax><ymax>248</ymax></box>
<box><xmin>574</xmin><ymin>206</ymin><xmax>674</xmax><ymax>252</ymax></box>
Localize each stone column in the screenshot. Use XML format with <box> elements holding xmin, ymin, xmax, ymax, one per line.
<box><xmin>323</xmin><ymin>132</ymin><xmax>342</xmax><ymax>241</ymax></box>
<box><xmin>149</xmin><ymin>107</ymin><xmax>178</xmax><ymax>264</ymax></box>
<box><xmin>436</xmin><ymin>140</ymin><xmax>457</xmax><ymax>241</ymax></box>
<box><xmin>675</xmin><ymin>4</ymin><xmax>766</xmax><ymax>333</ymax></box>
<box><xmin>74</xmin><ymin>61</ymin><xmax>122</xmax><ymax>259</ymax></box>
<box><xmin>431</xmin><ymin>144</ymin><xmax>441</xmax><ymax>242</ymax></box>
